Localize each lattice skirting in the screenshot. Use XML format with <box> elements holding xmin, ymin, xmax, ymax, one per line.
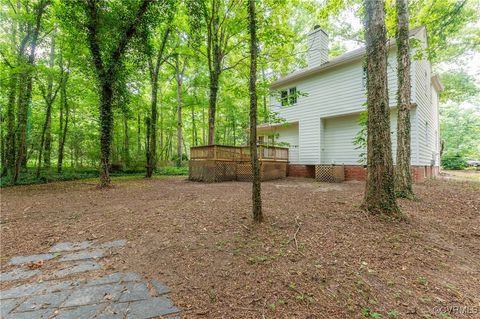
<box><xmin>189</xmin><ymin>160</ymin><xmax>287</xmax><ymax>182</ymax></box>
<box><xmin>315</xmin><ymin>165</ymin><xmax>345</xmax><ymax>183</ymax></box>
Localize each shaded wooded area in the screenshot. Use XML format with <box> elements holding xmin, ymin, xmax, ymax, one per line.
<box><xmin>1</xmin><ymin>0</ymin><xmax>478</xmax><ymax>188</ymax></box>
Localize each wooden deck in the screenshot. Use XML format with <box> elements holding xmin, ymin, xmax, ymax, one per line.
<box><xmin>189</xmin><ymin>145</ymin><xmax>289</xmax><ymax>182</ymax></box>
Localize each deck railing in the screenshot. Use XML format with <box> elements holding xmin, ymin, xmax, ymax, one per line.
<box><xmin>190</xmin><ymin>145</ymin><xmax>288</xmax><ymax>162</ymax></box>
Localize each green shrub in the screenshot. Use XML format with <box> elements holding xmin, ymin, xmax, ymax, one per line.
<box><xmin>155</xmin><ymin>166</ymin><xmax>188</xmax><ymax>175</ymax></box>
<box><xmin>441</xmin><ymin>154</ymin><xmax>467</xmax><ymax>170</ymax></box>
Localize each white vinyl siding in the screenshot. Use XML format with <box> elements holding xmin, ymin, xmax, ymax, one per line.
<box><xmin>412</xmin><ymin>28</ymin><xmax>440</xmax><ymax>166</ymax></box>
<box><xmin>269</xmin><ymin>54</ymin><xmax>398</xmax><ymax>164</ymax></box>
<box><xmin>322</xmin><ymin>114</ymin><xmax>365</xmax><ymax>165</ymax></box>
<box><xmin>321</xmin><ymin>110</ymin><xmax>417</xmax><ymax>165</ymax></box>
<box><xmin>274</xmin><ymin>124</ymin><xmax>300</xmax><ymax>164</ymax></box>
<box><xmin>265</xmin><ymin>27</ymin><xmax>436</xmax><ymax>166</ymax></box>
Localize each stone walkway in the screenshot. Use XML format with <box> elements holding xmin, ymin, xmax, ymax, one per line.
<box><xmin>0</xmin><ymin>240</ymin><xmax>180</xmax><ymax>318</ymax></box>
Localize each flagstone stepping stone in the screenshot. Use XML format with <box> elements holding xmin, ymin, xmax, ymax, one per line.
<box><xmin>118</xmin><ymin>282</ymin><xmax>151</xmax><ymax>302</ymax></box>
<box><xmin>0</xmin><ymin>298</ymin><xmax>21</xmax><ymax>317</ymax></box>
<box><xmin>118</xmin><ymin>297</ymin><xmax>180</xmax><ymax>318</ymax></box>
<box><xmin>0</xmin><ymin>239</ymin><xmax>181</xmax><ymax>318</ymax></box>
<box><xmin>97</xmin><ymin>297</ymin><xmax>180</xmax><ymax>319</ymax></box>
<box><xmin>53</xmin><ymin>261</ymin><xmax>101</xmax><ymax>278</ymax></box>
<box><xmin>42</xmin><ymin>280</ymin><xmax>82</xmax><ymax>294</ymax></box>
<box><xmin>122</xmin><ymin>272</ymin><xmax>142</xmax><ymax>282</ymax></box>
<box><xmin>151</xmin><ymin>279</ymin><xmax>171</xmax><ymax>295</ymax></box>
<box><xmin>85</xmin><ymin>273</ymin><xmax>124</xmax><ymax>286</ymax></box>
<box><xmin>49</xmin><ymin>241</ymin><xmax>93</xmax><ymax>253</ymax></box>
<box><xmin>3</xmin><ymin>308</ymin><xmax>53</xmax><ymax>319</ymax></box>
<box><xmin>59</xmin><ymin>249</ymin><xmax>104</xmax><ymax>262</ymax></box>
<box><xmin>0</xmin><ymin>282</ymin><xmax>47</xmax><ymax>300</ymax></box>
<box><xmin>0</xmin><ymin>268</ymin><xmax>40</xmax><ymax>282</ymax></box>
<box><xmin>9</xmin><ymin>253</ymin><xmax>56</xmax><ymax>266</ymax></box>
<box><xmin>62</xmin><ymin>282</ymin><xmax>124</xmax><ymax>308</ymax></box>
<box><xmin>99</xmin><ymin>239</ymin><xmax>127</xmax><ymax>249</ymax></box>
<box><xmin>52</xmin><ymin>304</ymin><xmax>105</xmax><ymax>319</ymax></box>
<box><xmin>16</xmin><ymin>290</ymin><xmax>70</xmax><ymax>312</ymax></box>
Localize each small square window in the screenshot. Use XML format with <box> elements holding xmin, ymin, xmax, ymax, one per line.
<box><xmin>280</xmin><ymin>87</ymin><xmax>298</xmax><ymax>106</ymax></box>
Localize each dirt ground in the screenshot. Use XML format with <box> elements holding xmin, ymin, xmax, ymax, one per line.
<box><xmin>1</xmin><ymin>175</ymin><xmax>479</xmax><ymax>319</ymax></box>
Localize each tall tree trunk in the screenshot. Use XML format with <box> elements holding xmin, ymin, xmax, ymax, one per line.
<box><xmin>123</xmin><ymin>113</ymin><xmax>129</xmax><ymax>168</ymax></box>
<box><xmin>13</xmin><ymin>0</ymin><xmax>48</xmax><ymax>184</ymax></box>
<box><xmin>191</xmin><ymin>102</ymin><xmax>197</xmax><ymax>146</ymax></box>
<box><xmin>14</xmin><ymin>72</ymin><xmax>31</xmax><ymax>183</ymax></box>
<box><xmin>37</xmin><ymin>36</ymin><xmax>57</xmax><ymax>176</ymax></box>
<box><xmin>1</xmin><ymin>118</ymin><xmax>5</xmax><ymax>177</ymax></box>
<box><xmin>36</xmin><ymin>99</ymin><xmax>53</xmax><ymax>177</ymax></box>
<box><xmin>57</xmin><ymin>70</ymin><xmax>69</xmax><ymax>174</ymax></box>
<box><xmin>146</xmin><ymin>78</ymin><xmax>157</xmax><ymax>177</ymax></box>
<box><xmin>137</xmin><ymin>113</ymin><xmax>141</xmax><ymax>155</ymax></box>
<box><xmin>362</xmin><ymin>0</ymin><xmax>402</xmax><ymax>218</ymax></box>
<box><xmin>145</xmin><ymin>27</ymin><xmax>169</xmax><ymax>177</ymax></box>
<box><xmin>395</xmin><ymin>0</ymin><xmax>414</xmax><ymax>199</ymax></box>
<box><xmin>174</xmin><ymin>54</ymin><xmax>184</xmax><ymax>167</ymax></box>
<box><xmin>207</xmin><ymin>72</ymin><xmax>219</xmax><ymax>145</ymax></box>
<box><xmin>44</xmin><ymin>118</ymin><xmax>52</xmax><ymax>168</ymax></box>
<box><xmin>202</xmin><ymin>104</ymin><xmax>206</xmax><ymax>145</ymax></box>
<box><xmin>6</xmin><ymin>72</ymin><xmax>17</xmax><ymax>177</ymax></box>
<box><xmin>4</xmin><ymin>2</ymin><xmax>17</xmax><ymax>178</ymax></box>
<box><xmin>170</xmin><ymin>134</ymin><xmax>174</xmax><ymax>160</ymax></box>
<box><xmin>248</xmin><ymin>0</ymin><xmax>262</xmax><ymax>222</ymax></box>
<box><xmin>159</xmin><ymin>90</ymin><xmax>164</xmax><ymax>161</ymax></box>
<box><xmin>85</xmin><ymin>0</ymin><xmax>152</xmax><ymax>187</ymax></box>
<box><xmin>98</xmin><ymin>83</ymin><xmax>114</xmax><ymax>186</ymax></box>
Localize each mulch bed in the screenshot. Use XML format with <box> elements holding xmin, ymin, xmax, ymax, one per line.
<box><xmin>1</xmin><ymin>176</ymin><xmax>479</xmax><ymax>318</ymax></box>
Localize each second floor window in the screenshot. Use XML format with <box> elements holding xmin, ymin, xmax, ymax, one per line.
<box><xmin>289</xmin><ymin>87</ymin><xmax>297</xmax><ymax>104</ymax></box>
<box><xmin>281</xmin><ymin>87</ymin><xmax>298</xmax><ymax>106</ymax></box>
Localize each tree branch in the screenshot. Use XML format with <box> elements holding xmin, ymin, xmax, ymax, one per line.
<box><xmin>85</xmin><ymin>0</ymin><xmax>105</xmax><ymax>80</ymax></box>
<box><xmin>108</xmin><ymin>0</ymin><xmax>153</xmax><ymax>76</ymax></box>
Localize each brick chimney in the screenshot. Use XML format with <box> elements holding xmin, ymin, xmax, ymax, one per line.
<box><xmin>307</xmin><ymin>25</ymin><xmax>329</xmax><ymax>68</ymax></box>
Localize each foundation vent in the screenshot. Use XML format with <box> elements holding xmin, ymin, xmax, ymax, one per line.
<box><xmin>315</xmin><ymin>164</ymin><xmax>345</xmax><ymax>183</ymax></box>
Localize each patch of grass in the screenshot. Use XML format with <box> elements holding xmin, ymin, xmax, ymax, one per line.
<box><xmin>247</xmin><ymin>255</ymin><xmax>271</xmax><ymax>264</ymax></box>
<box><xmin>416</xmin><ymin>276</ymin><xmax>428</xmax><ymax>286</ymax></box>
<box><xmin>269</xmin><ymin>299</ymin><xmax>285</xmax><ymax>311</ymax></box>
<box><xmin>361</xmin><ymin>307</ymin><xmax>383</xmax><ymax>318</ymax></box>
<box><xmin>439</xmin><ymin>312</ymin><xmax>453</xmax><ymax>319</ymax></box>
<box><xmin>419</xmin><ymin>296</ymin><xmax>431</xmax><ymax>304</ymax></box>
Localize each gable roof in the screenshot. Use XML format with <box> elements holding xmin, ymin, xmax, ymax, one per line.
<box><xmin>270</xmin><ymin>26</ymin><xmax>425</xmax><ymax>90</ymax></box>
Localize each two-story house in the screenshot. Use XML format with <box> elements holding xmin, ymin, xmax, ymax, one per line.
<box><xmin>258</xmin><ymin>25</ymin><xmax>442</xmax><ymax>182</ymax></box>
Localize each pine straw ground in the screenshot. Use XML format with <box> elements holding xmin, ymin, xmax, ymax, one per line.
<box><xmin>1</xmin><ymin>174</ymin><xmax>479</xmax><ymax>319</ymax></box>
